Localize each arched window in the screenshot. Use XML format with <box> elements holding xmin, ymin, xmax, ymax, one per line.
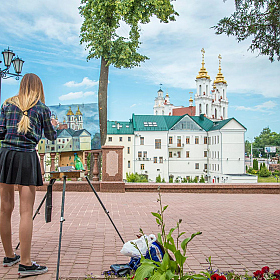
<box><xmin>206</xmin><ymin>85</ymin><xmax>208</xmax><ymax>95</ymax></box>
<box><xmin>215</xmin><ymin>109</ymin><xmax>217</xmax><ymax>119</ymax></box>
<box><xmin>223</xmin><ymin>107</ymin><xmax>225</xmax><ymax>118</ymax></box>
<box><xmin>206</xmin><ymin>104</ymin><xmax>208</xmax><ymax>115</ymax></box>
<box><xmin>223</xmin><ymin>89</ymin><xmax>225</xmax><ymax>99</ymax></box>
<box><xmin>199</xmin><ymin>85</ymin><xmax>202</xmax><ymax>95</ymax></box>
<box><xmin>199</xmin><ymin>104</ymin><xmax>202</xmax><ymax>114</ymax></box>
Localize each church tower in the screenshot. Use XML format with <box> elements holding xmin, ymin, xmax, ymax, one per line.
<box><xmin>153</xmin><ymin>88</ymin><xmax>165</xmax><ymax>115</ymax></box>
<box><xmin>75</xmin><ymin>106</ymin><xmax>83</xmax><ymax>130</ymax></box>
<box><xmin>213</xmin><ymin>54</ymin><xmax>228</xmax><ymax>119</ymax></box>
<box><xmin>66</xmin><ymin>106</ymin><xmax>75</xmax><ymax>129</ymax></box>
<box><xmin>195</xmin><ymin>48</ymin><xmax>212</xmax><ymax>118</ymax></box>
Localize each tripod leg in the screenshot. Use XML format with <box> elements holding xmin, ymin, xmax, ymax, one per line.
<box><xmin>15</xmin><ymin>192</ymin><xmax>47</xmax><ymax>250</ymax></box>
<box><xmin>45</xmin><ymin>178</ymin><xmax>56</xmax><ymax>223</ymax></box>
<box><xmin>85</xmin><ymin>176</ymin><xmax>125</xmax><ymax>244</ymax></box>
<box><xmin>56</xmin><ymin>175</ymin><xmax>67</xmax><ymax>280</ymax></box>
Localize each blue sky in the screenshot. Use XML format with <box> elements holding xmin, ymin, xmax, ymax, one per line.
<box><xmin>0</xmin><ymin>0</ymin><xmax>279</xmax><ymax>141</ymax></box>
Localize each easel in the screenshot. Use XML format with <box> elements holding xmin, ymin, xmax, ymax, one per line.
<box><xmin>16</xmin><ymin>171</ymin><xmax>125</xmax><ymax>280</ymax></box>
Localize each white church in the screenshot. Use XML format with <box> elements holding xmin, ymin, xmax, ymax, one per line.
<box><xmin>106</xmin><ymin>49</ymin><xmax>257</xmax><ymax>183</ymax></box>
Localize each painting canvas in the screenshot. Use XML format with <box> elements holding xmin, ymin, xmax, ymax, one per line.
<box><xmin>37</xmin><ymin>103</ymin><xmax>100</xmax><ymax>156</ymax></box>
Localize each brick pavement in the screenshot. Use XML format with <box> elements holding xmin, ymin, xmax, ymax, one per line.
<box><xmin>0</xmin><ymin>191</ymin><xmax>279</xmax><ymax>279</ymax></box>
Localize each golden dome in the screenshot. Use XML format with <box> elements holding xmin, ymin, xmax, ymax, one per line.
<box><xmin>189</xmin><ymin>91</ymin><xmax>193</xmax><ymax>101</ymax></box>
<box><xmin>196</xmin><ymin>48</ymin><xmax>210</xmax><ymax>80</ymax></box>
<box><xmin>66</xmin><ymin>106</ymin><xmax>74</xmax><ymax>116</ymax></box>
<box><xmin>75</xmin><ymin>106</ymin><xmax>82</xmax><ymax>115</ymax></box>
<box><xmin>214</xmin><ymin>54</ymin><xmax>227</xmax><ymax>84</ymax></box>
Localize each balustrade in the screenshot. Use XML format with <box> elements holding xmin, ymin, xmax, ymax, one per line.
<box><xmin>38</xmin><ymin>150</ymin><xmax>101</xmax><ymax>181</ymax></box>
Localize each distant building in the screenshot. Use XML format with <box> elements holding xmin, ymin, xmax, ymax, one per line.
<box><xmin>153</xmin><ymin>49</ymin><xmax>228</xmax><ymax>121</ymax></box>
<box><xmin>38</xmin><ymin>106</ymin><xmax>91</xmax><ymax>154</ymax></box>
<box><xmin>106</xmin><ymin>49</ymin><xmax>257</xmax><ymax>183</ymax></box>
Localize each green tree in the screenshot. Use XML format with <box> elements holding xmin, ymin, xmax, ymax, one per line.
<box><xmin>199</xmin><ymin>175</ymin><xmax>205</xmax><ymax>183</ymax></box>
<box><xmin>253</xmin><ymin>127</ymin><xmax>280</xmax><ymax>158</ymax></box>
<box><xmin>79</xmin><ymin>0</ymin><xmax>178</xmax><ymax>146</ymax></box>
<box><xmin>259</xmin><ymin>165</ymin><xmax>271</xmax><ymax>177</ymax></box>
<box><xmin>213</xmin><ymin>0</ymin><xmax>280</xmax><ymax>62</ymax></box>
<box><xmin>156</xmin><ymin>174</ymin><xmax>162</xmax><ymax>183</ymax></box>
<box><xmin>126</xmin><ymin>172</ymin><xmax>148</xmax><ymax>182</ymax></box>
<box><xmin>253</xmin><ymin>159</ymin><xmax>259</xmax><ymax>170</ymax></box>
<box><xmin>245</xmin><ymin>139</ymin><xmax>251</xmax><ymax>156</ymax></box>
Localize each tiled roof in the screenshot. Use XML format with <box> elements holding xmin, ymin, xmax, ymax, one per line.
<box><xmin>107</xmin><ymin>114</ymin><xmax>246</xmax><ymax>133</ymax></box>
<box><xmin>191</xmin><ymin>115</ymin><xmax>214</xmax><ymax>131</ymax></box>
<box><xmin>209</xmin><ymin>118</ymin><xmax>246</xmax><ymax>131</ymax></box>
<box><xmin>107</xmin><ymin>121</ymin><xmax>134</xmax><ymax>135</ymax></box>
<box><xmin>72</xmin><ymin>129</ymin><xmax>91</xmax><ymax>136</ymax></box>
<box><xmin>132</xmin><ymin>115</ymin><xmax>181</xmax><ymax>131</ymax></box>
<box><xmin>172</xmin><ymin>106</ymin><xmax>196</xmax><ymax>116</ymax></box>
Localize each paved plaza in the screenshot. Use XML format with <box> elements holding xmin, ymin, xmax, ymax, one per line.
<box><xmin>0</xmin><ymin>191</ymin><xmax>279</xmax><ymax>279</ymax></box>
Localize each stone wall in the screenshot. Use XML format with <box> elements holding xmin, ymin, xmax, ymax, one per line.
<box><xmin>37</xmin><ymin>181</ymin><xmax>280</xmax><ymax>194</ymax></box>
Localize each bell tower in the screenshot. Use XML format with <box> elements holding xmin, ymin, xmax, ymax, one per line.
<box><xmin>194</xmin><ymin>48</ymin><xmax>212</xmax><ymax>118</ymax></box>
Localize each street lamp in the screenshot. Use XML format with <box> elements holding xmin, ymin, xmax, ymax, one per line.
<box><xmin>0</xmin><ymin>47</ymin><xmax>24</xmax><ymax>105</ymax></box>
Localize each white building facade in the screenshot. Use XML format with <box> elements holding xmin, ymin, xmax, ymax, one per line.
<box><xmin>106</xmin><ymin>49</ymin><xmax>256</xmax><ymax>183</ymax></box>
<box><xmin>106</xmin><ymin>114</ymin><xmax>256</xmax><ymax>183</ymax></box>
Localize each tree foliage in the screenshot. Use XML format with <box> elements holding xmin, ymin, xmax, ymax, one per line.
<box><xmin>213</xmin><ymin>0</ymin><xmax>280</xmax><ymax>62</ymax></box>
<box><xmin>253</xmin><ymin>127</ymin><xmax>280</xmax><ymax>157</ymax></box>
<box><xmin>79</xmin><ymin>0</ymin><xmax>178</xmax><ymax>145</ymax></box>
<box><xmin>253</xmin><ymin>158</ymin><xmax>259</xmax><ymax>170</ymax></box>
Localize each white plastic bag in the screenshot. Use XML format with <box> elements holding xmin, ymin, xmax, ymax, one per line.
<box><xmin>120</xmin><ymin>234</ymin><xmax>157</xmax><ymax>257</ymax></box>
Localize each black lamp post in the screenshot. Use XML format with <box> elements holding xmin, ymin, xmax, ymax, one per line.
<box><xmin>0</xmin><ymin>47</ymin><xmax>24</xmax><ymax>105</ymax></box>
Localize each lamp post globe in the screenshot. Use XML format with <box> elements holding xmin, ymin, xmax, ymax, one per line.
<box><xmin>0</xmin><ymin>47</ymin><xmax>24</xmax><ymax>105</ymax></box>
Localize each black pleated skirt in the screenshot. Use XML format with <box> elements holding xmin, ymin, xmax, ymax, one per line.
<box><xmin>0</xmin><ymin>147</ymin><xmax>43</xmax><ymax>186</ymax></box>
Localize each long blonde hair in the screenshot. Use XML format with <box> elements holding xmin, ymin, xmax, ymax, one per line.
<box><xmin>5</xmin><ymin>73</ymin><xmax>45</xmax><ymax>134</ymax></box>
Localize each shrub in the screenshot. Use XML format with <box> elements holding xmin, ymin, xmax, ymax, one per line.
<box><xmin>253</xmin><ymin>159</ymin><xmax>259</xmax><ymax>170</ymax></box>
<box><xmin>156</xmin><ymin>174</ymin><xmax>162</xmax><ymax>183</ymax></box>
<box><xmin>272</xmin><ymin>170</ymin><xmax>280</xmax><ymax>176</ymax></box>
<box><xmin>182</xmin><ymin>177</ymin><xmax>188</xmax><ymax>183</ymax></box>
<box><xmin>259</xmin><ymin>166</ymin><xmax>271</xmax><ymax>177</ymax></box>
<box><xmin>199</xmin><ymin>175</ymin><xmax>205</xmax><ymax>183</ymax></box>
<box><xmin>247</xmin><ymin>167</ymin><xmax>254</xmax><ymax>174</ymax></box>
<box><xmin>126</xmin><ymin>172</ymin><xmax>148</xmax><ymax>182</ymax></box>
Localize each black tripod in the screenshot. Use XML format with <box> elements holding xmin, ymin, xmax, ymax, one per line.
<box><xmin>16</xmin><ymin>173</ymin><xmax>125</xmax><ymax>280</ymax></box>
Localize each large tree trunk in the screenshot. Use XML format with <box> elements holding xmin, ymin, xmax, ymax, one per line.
<box><xmin>98</xmin><ymin>56</ymin><xmax>109</xmax><ymax>147</ymax></box>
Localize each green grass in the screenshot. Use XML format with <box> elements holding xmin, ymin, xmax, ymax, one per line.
<box><xmin>258</xmin><ymin>176</ymin><xmax>279</xmax><ymax>183</ymax></box>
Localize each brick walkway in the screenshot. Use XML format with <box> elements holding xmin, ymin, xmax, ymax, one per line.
<box><xmin>0</xmin><ymin>191</ymin><xmax>279</xmax><ymax>279</ymax></box>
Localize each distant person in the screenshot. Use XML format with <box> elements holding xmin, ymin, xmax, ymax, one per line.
<box><xmin>0</xmin><ymin>73</ymin><xmax>58</xmax><ymax>277</ymax></box>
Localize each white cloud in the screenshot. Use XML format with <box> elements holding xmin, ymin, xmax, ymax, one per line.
<box><xmin>59</xmin><ymin>91</ymin><xmax>96</xmax><ymax>101</ymax></box>
<box><xmin>130</xmin><ymin>104</ymin><xmax>136</xmax><ymax>108</ymax></box>
<box><xmin>127</xmin><ymin>0</ymin><xmax>280</xmax><ymax>99</ymax></box>
<box><xmin>84</xmin><ymin>91</ymin><xmax>96</xmax><ymax>97</ymax></box>
<box><xmin>1</xmin><ymin>78</ymin><xmax>20</xmax><ymax>85</ymax></box>
<box><xmin>0</xmin><ymin>0</ymin><xmax>82</xmax><ymax>45</ymax></box>
<box><xmin>234</xmin><ymin>101</ymin><xmax>277</xmax><ymax>112</ymax></box>
<box><xmin>64</xmin><ymin>77</ymin><xmax>99</xmax><ymax>88</ymax></box>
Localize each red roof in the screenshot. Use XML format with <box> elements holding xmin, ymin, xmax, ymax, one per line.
<box><xmin>172</xmin><ymin>106</ymin><xmax>196</xmax><ymax>116</ymax></box>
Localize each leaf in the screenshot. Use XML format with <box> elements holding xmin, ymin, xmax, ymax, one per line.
<box><xmin>162</xmin><ymin>205</ymin><xmax>168</xmax><ymax>212</ymax></box>
<box><xmin>150</xmin><ymin>272</ymin><xmax>162</xmax><ymax>280</ymax></box>
<box><xmin>174</xmin><ymin>250</ymin><xmax>187</xmax><ymax>268</ymax></box>
<box><xmin>178</xmin><ymin>231</ymin><xmax>186</xmax><ymax>238</ymax></box>
<box><xmin>157</xmin><ymin>233</ymin><xmax>163</xmax><ymax>245</ymax></box>
<box><xmin>166</xmin><ymin>270</ymin><xmax>175</xmax><ymax>280</ymax></box>
<box><xmin>164</xmin><ymin>242</ymin><xmax>176</xmax><ymax>253</ymax></box>
<box><xmin>160</xmin><ymin>253</ymin><xmax>170</xmax><ymax>271</ymax></box>
<box><xmin>151</xmin><ymin>212</ymin><xmax>163</xmax><ymax>221</ymax></box>
<box><xmin>181</xmin><ymin>231</ymin><xmax>202</xmax><ymax>255</ymax></box>
<box><xmin>134</xmin><ymin>263</ymin><xmax>155</xmax><ymax>280</ymax></box>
